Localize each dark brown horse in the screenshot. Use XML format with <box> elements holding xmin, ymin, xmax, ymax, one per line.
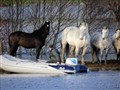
<box><xmin>9</xmin><ymin>21</ymin><xmax>50</xmax><ymax>61</ymax></box>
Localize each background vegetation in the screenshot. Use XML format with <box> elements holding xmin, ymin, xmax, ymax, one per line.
<box><xmin>0</xmin><ymin>0</ymin><xmax>120</xmax><ymax>59</ymax></box>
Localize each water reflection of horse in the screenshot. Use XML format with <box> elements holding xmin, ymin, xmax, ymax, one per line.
<box><xmin>9</xmin><ymin>21</ymin><xmax>50</xmax><ymax>61</ymax></box>
<box><xmin>61</xmin><ymin>22</ymin><xmax>90</xmax><ymax>64</ymax></box>
<box><xmin>112</xmin><ymin>29</ymin><xmax>120</xmax><ymax>62</ymax></box>
<box><xmin>91</xmin><ymin>27</ymin><xmax>111</xmax><ymax>64</ymax></box>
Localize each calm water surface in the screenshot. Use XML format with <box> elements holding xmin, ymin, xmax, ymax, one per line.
<box><xmin>0</xmin><ymin>71</ymin><xmax>120</xmax><ymax>90</ymax></box>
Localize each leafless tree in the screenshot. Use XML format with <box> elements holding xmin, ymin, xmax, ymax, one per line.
<box><xmin>0</xmin><ymin>0</ymin><xmax>119</xmax><ymax>59</ymax></box>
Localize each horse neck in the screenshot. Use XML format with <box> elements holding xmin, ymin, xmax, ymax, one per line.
<box><xmin>115</xmin><ymin>32</ymin><xmax>120</xmax><ymax>39</ymax></box>
<box><xmin>101</xmin><ymin>33</ymin><xmax>111</xmax><ymax>46</ymax></box>
<box><xmin>80</xmin><ymin>29</ymin><xmax>89</xmax><ymax>38</ymax></box>
<box><xmin>38</xmin><ymin>24</ymin><xmax>46</xmax><ymax>32</ymax></box>
<box><xmin>32</xmin><ymin>25</ymin><xmax>46</xmax><ymax>36</ymax></box>
<box><xmin>79</xmin><ymin>24</ymin><xmax>89</xmax><ymax>35</ymax></box>
<box><xmin>102</xmin><ymin>33</ymin><xmax>109</xmax><ymax>40</ymax></box>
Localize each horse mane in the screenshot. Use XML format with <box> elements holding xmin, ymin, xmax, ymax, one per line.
<box><xmin>116</xmin><ymin>28</ymin><xmax>120</xmax><ymax>31</ymax></box>
<box><xmin>32</xmin><ymin>23</ymin><xmax>46</xmax><ymax>35</ymax></box>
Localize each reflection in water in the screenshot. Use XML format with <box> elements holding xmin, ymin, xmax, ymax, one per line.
<box><xmin>1</xmin><ymin>71</ymin><xmax>120</xmax><ymax>90</ymax></box>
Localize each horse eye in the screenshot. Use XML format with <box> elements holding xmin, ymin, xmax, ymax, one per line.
<box><xmin>47</xmin><ymin>25</ymin><xmax>49</xmax><ymax>27</ymax></box>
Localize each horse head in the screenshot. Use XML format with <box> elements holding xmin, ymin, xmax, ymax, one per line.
<box><xmin>79</xmin><ymin>22</ymin><xmax>88</xmax><ymax>40</ymax></box>
<box><xmin>115</xmin><ymin>29</ymin><xmax>120</xmax><ymax>40</ymax></box>
<box><xmin>44</xmin><ymin>21</ymin><xmax>50</xmax><ymax>35</ymax></box>
<box><xmin>102</xmin><ymin>26</ymin><xmax>109</xmax><ymax>40</ymax></box>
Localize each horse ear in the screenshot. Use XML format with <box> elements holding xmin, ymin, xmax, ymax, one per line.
<box><xmin>116</xmin><ymin>28</ymin><xmax>120</xmax><ymax>31</ymax></box>
<box><xmin>80</xmin><ymin>20</ymin><xmax>84</xmax><ymax>25</ymax></box>
<box><xmin>103</xmin><ymin>26</ymin><xmax>107</xmax><ymax>29</ymax></box>
<box><xmin>85</xmin><ymin>23</ymin><xmax>88</xmax><ymax>26</ymax></box>
<box><xmin>45</xmin><ymin>21</ymin><xmax>50</xmax><ymax>24</ymax></box>
<box><xmin>103</xmin><ymin>26</ymin><xmax>109</xmax><ymax>30</ymax></box>
<box><xmin>81</xmin><ymin>22</ymin><xmax>85</xmax><ymax>25</ymax></box>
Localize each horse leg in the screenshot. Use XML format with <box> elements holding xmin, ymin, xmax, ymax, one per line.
<box><xmin>91</xmin><ymin>46</ymin><xmax>94</xmax><ymax>63</ymax></box>
<box><xmin>96</xmin><ymin>49</ymin><xmax>100</xmax><ymax>63</ymax></box>
<box><xmin>105</xmin><ymin>48</ymin><xmax>109</xmax><ymax>64</ymax></box>
<box><xmin>69</xmin><ymin>46</ymin><xmax>75</xmax><ymax>57</ymax></box>
<box><xmin>100</xmin><ymin>49</ymin><xmax>103</xmax><ymax>64</ymax></box>
<box><xmin>61</xmin><ymin>43</ymin><xmax>67</xmax><ymax>63</ymax></box>
<box><xmin>114</xmin><ymin>47</ymin><xmax>119</xmax><ymax>62</ymax></box>
<box><xmin>75</xmin><ymin>46</ymin><xmax>79</xmax><ymax>64</ymax></box>
<box><xmin>91</xmin><ymin>46</ymin><xmax>97</xmax><ymax>63</ymax></box>
<box><xmin>81</xmin><ymin>47</ymin><xmax>87</xmax><ymax>65</ymax></box>
<box><xmin>92</xmin><ymin>50</ymin><xmax>95</xmax><ymax>63</ymax></box>
<box><xmin>10</xmin><ymin>45</ymin><xmax>18</xmax><ymax>56</ymax></box>
<box><xmin>117</xmin><ymin>49</ymin><xmax>120</xmax><ymax>62</ymax></box>
<box><xmin>13</xmin><ymin>45</ymin><xmax>19</xmax><ymax>56</ymax></box>
<box><xmin>92</xmin><ymin>45</ymin><xmax>99</xmax><ymax>63</ymax></box>
<box><xmin>116</xmin><ymin>52</ymin><xmax>118</xmax><ymax>61</ymax></box>
<box><xmin>118</xmin><ymin>53</ymin><xmax>120</xmax><ymax>62</ymax></box>
<box><xmin>36</xmin><ymin>47</ymin><xmax>42</xmax><ymax>62</ymax></box>
<box><xmin>9</xmin><ymin>45</ymin><xmax>16</xmax><ymax>56</ymax></box>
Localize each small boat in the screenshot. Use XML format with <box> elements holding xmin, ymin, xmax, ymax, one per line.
<box><xmin>0</xmin><ymin>54</ymin><xmax>88</xmax><ymax>74</ymax></box>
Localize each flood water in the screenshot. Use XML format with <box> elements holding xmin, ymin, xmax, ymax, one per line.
<box><xmin>0</xmin><ymin>71</ymin><xmax>120</xmax><ymax>90</ymax></box>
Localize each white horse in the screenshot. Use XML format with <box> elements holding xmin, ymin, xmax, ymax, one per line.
<box><xmin>91</xmin><ymin>27</ymin><xmax>111</xmax><ymax>64</ymax></box>
<box><xmin>61</xmin><ymin>22</ymin><xmax>90</xmax><ymax>64</ymax></box>
<box><xmin>112</xmin><ymin>29</ymin><xmax>120</xmax><ymax>61</ymax></box>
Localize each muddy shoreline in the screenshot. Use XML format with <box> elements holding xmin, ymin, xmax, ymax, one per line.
<box><xmin>86</xmin><ymin>60</ymin><xmax>120</xmax><ymax>71</ymax></box>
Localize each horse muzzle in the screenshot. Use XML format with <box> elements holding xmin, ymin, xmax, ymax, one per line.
<box><xmin>102</xmin><ymin>38</ymin><xmax>105</xmax><ymax>40</ymax></box>
<box><xmin>80</xmin><ymin>37</ymin><xmax>83</xmax><ymax>40</ymax></box>
<box><xmin>116</xmin><ymin>37</ymin><xmax>119</xmax><ymax>40</ymax></box>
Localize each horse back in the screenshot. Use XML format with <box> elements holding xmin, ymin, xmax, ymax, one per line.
<box><xmin>91</xmin><ymin>32</ymin><xmax>102</xmax><ymax>48</ymax></box>
<box><xmin>91</xmin><ymin>32</ymin><xmax>101</xmax><ymax>42</ymax></box>
<box><xmin>62</xmin><ymin>26</ymin><xmax>78</xmax><ymax>35</ymax></box>
<box><xmin>9</xmin><ymin>31</ymin><xmax>34</xmax><ymax>47</ymax></box>
<box><xmin>9</xmin><ymin>31</ymin><xmax>23</xmax><ymax>43</ymax></box>
<box><xmin>62</xmin><ymin>27</ymin><xmax>79</xmax><ymax>42</ymax></box>
<box><xmin>91</xmin><ymin>32</ymin><xmax>101</xmax><ymax>40</ymax></box>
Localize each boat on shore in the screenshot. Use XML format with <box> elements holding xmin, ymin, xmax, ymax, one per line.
<box><xmin>0</xmin><ymin>54</ymin><xmax>88</xmax><ymax>74</ymax></box>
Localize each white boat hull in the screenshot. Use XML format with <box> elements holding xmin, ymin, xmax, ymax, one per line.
<box><xmin>0</xmin><ymin>55</ymin><xmax>66</xmax><ymax>74</ymax></box>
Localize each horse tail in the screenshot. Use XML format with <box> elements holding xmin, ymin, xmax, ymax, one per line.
<box><xmin>92</xmin><ymin>45</ymin><xmax>99</xmax><ymax>62</ymax></box>
<box><xmin>8</xmin><ymin>34</ymin><xmax>12</xmax><ymax>53</ymax></box>
<box><xmin>66</xmin><ymin>43</ymin><xmax>69</xmax><ymax>58</ymax></box>
<box><xmin>8</xmin><ymin>34</ymin><xmax>15</xmax><ymax>55</ymax></box>
<box><xmin>8</xmin><ymin>35</ymin><xmax>11</xmax><ymax>47</ymax></box>
<box><xmin>8</xmin><ymin>34</ymin><xmax>13</xmax><ymax>46</ymax></box>
<box><xmin>0</xmin><ymin>40</ymin><xmax>3</xmax><ymax>54</ymax></box>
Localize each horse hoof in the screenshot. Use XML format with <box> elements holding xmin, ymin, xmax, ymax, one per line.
<box><xmin>35</xmin><ymin>59</ymin><xmax>39</xmax><ymax>62</ymax></box>
<box><xmin>62</xmin><ymin>60</ymin><xmax>65</xmax><ymax>63</ymax></box>
<box><xmin>81</xmin><ymin>62</ymin><xmax>85</xmax><ymax>65</ymax></box>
